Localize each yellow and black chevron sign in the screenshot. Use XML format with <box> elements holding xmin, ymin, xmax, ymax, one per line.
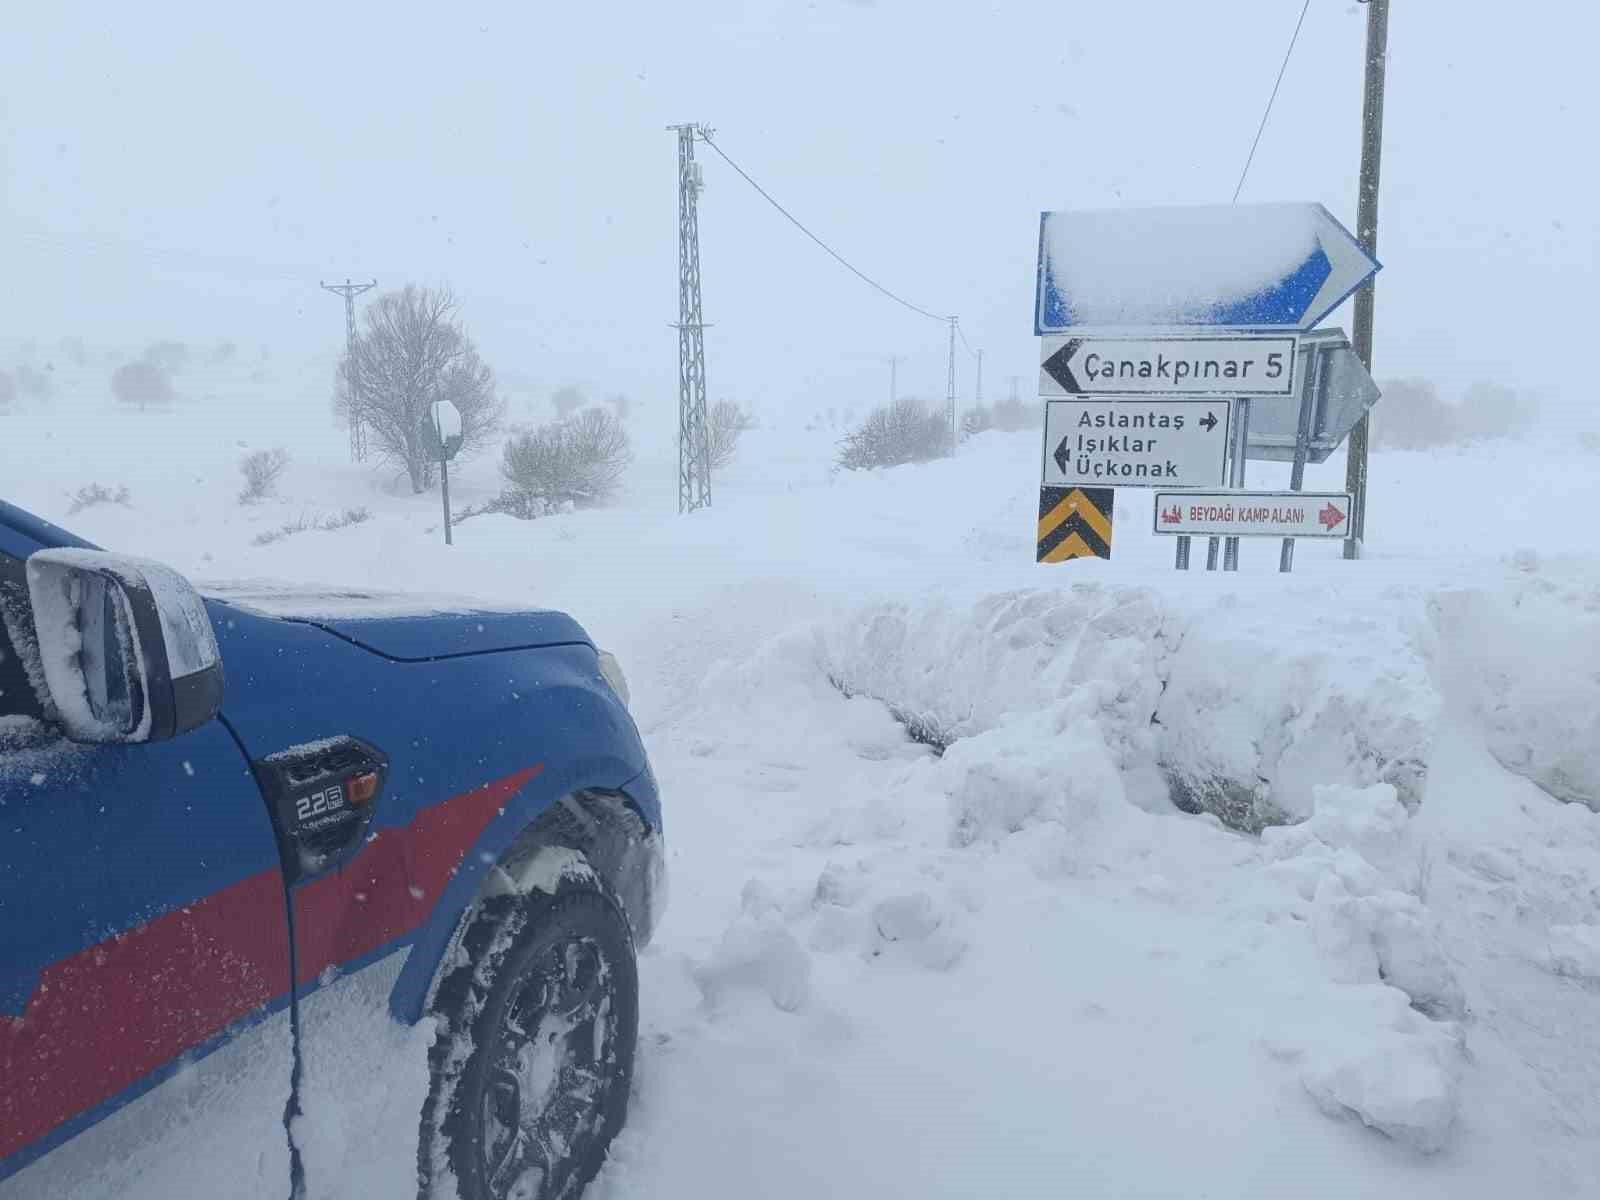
<box><xmin>1036</xmin><ymin>486</ymin><xmax>1113</xmax><ymax>563</ymax></box>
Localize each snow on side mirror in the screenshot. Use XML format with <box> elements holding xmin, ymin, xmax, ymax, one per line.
<box><xmin>25</xmin><ymin>549</ymin><xmax>224</xmax><ymax>744</ymax></box>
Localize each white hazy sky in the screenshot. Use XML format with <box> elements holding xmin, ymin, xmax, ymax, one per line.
<box><xmin>3</xmin><ymin>0</ymin><xmax>1595</xmax><ymax>419</ymax></box>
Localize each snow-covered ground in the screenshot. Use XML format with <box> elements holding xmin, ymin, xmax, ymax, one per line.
<box><xmin>5</xmin><ymin>359</ymin><xmax>1600</xmax><ymax>1197</ymax></box>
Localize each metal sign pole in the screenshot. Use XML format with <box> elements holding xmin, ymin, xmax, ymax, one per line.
<box><xmin>1175</xmin><ymin>534</ymin><xmax>1191</xmax><ymax>570</ymax></box>
<box><xmin>440</xmin><ymin>455</ymin><xmax>453</xmax><ymax>546</ymax></box>
<box><xmin>1223</xmin><ymin>397</ymin><xmax>1251</xmax><ymax>571</ymax></box>
<box><xmin>1279</xmin><ymin>344</ymin><xmax>1326</xmax><ymax>572</ymax></box>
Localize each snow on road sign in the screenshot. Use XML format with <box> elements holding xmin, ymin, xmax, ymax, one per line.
<box><xmin>1043</xmin><ymin>399</ymin><xmax>1231</xmax><ymax>490</ymax></box>
<box><xmin>1034</xmin><ymin>203</ymin><xmax>1379</xmax><ymax>334</ymax></box>
<box><xmin>1039</xmin><ymin>333</ymin><xmax>1298</xmax><ymax>398</ymax></box>
<box><xmin>1152</xmin><ymin>491</ymin><xmax>1353</xmax><ymax>538</ymax></box>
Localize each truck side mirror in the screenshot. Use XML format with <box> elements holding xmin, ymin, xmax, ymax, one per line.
<box><xmin>25</xmin><ymin>549</ymin><xmax>224</xmax><ymax>743</ymax></box>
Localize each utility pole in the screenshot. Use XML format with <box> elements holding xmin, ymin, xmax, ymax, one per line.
<box><xmin>974</xmin><ymin>348</ymin><xmax>984</xmax><ymax>407</ymax></box>
<box><xmin>1009</xmin><ymin>375</ymin><xmax>1021</xmax><ymax>405</ymax></box>
<box><xmin>668</xmin><ymin>123</ymin><xmax>712</xmax><ymax>514</ymax></box>
<box><xmin>945</xmin><ymin>317</ymin><xmax>958</xmax><ymax>453</ymax></box>
<box><xmin>320</xmin><ymin>279</ymin><xmax>376</xmax><ymax>462</ymax></box>
<box><xmin>888</xmin><ymin>355</ymin><xmax>902</xmax><ymax>405</ymax></box>
<box><xmin>1344</xmin><ymin>0</ymin><xmax>1389</xmax><ymax>559</ymax></box>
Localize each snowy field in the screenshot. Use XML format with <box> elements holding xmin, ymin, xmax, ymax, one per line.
<box><xmin>5</xmin><ymin>356</ymin><xmax>1600</xmax><ymax>1198</ymax></box>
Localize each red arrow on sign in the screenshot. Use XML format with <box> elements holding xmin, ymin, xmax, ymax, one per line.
<box><xmin>1318</xmin><ymin>501</ymin><xmax>1347</xmax><ymax>531</ymax></box>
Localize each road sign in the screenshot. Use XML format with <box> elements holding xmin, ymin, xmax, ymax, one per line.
<box><xmin>1153</xmin><ymin>491</ymin><xmax>1353</xmax><ymax>538</ymax></box>
<box><xmin>1247</xmin><ymin>329</ymin><xmax>1381</xmax><ymax>463</ymax></box>
<box><xmin>1043</xmin><ymin>399</ymin><xmax>1231</xmax><ymax>490</ymax></box>
<box><xmin>1035</xmin><ymin>203</ymin><xmax>1380</xmax><ymax>334</ymax></box>
<box><xmin>429</xmin><ymin>400</ymin><xmax>464</xmax><ymax>461</ymax></box>
<box><xmin>1039</xmin><ymin>334</ymin><xmax>1297</xmax><ymax>398</ymax></box>
<box><xmin>1037</xmin><ymin>487</ymin><xmax>1113</xmax><ymax>563</ymax></box>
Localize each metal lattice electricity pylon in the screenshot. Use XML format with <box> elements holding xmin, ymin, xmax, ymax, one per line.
<box><xmin>320</xmin><ymin>278</ymin><xmax>377</xmax><ymax>461</ymax></box>
<box><xmin>668</xmin><ymin>124</ymin><xmax>711</xmax><ymax>514</ymax></box>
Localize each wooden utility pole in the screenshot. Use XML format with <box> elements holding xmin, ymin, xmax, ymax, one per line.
<box><xmin>1344</xmin><ymin>0</ymin><xmax>1390</xmax><ymax>559</ymax></box>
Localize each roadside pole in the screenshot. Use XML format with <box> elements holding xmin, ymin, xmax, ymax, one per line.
<box><xmin>1344</xmin><ymin>0</ymin><xmax>1390</xmax><ymax>559</ymax></box>
<box><xmin>430</xmin><ymin>399</ymin><xmax>464</xmax><ymax>548</ymax></box>
<box><xmin>440</xmin><ymin>456</ymin><xmax>453</xmax><ymax>546</ymax></box>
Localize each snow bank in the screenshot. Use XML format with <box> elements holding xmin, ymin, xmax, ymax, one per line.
<box><xmin>818</xmin><ymin>585</ymin><xmax>1175</xmax><ymax>765</ymax></box>
<box><xmin>1156</xmin><ymin>593</ymin><xmax>1438</xmax><ymax>830</ymax></box>
<box><xmin>1429</xmin><ymin>584</ymin><xmax>1600</xmax><ymax>810</ymax></box>
<box><xmin>813</xmin><ymin>589</ymin><xmax>1474</xmax><ymax>1155</ymax></box>
<box><xmin>821</xmin><ymin>584</ymin><xmax>1440</xmax><ymax>834</ymax></box>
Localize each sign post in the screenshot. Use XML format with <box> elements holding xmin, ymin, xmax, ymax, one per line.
<box><xmin>1030</xmin><ymin>202</ymin><xmax>1379</xmax><ymax>572</ymax></box>
<box><xmin>429</xmin><ymin>399</ymin><xmax>464</xmax><ymax>547</ymax></box>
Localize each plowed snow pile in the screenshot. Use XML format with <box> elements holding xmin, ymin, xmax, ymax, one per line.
<box><xmin>6</xmin><ymin>382</ymin><xmax>1600</xmax><ymax>1197</ymax></box>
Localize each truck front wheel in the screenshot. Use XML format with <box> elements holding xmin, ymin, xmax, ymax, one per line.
<box><xmin>420</xmin><ymin>873</ymin><xmax>638</xmax><ymax>1200</ymax></box>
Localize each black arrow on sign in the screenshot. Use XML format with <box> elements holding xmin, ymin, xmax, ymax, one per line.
<box><xmin>1041</xmin><ymin>338</ymin><xmax>1085</xmax><ymax>393</ymax></box>
<box><xmin>1200</xmin><ymin>411</ymin><xmax>1218</xmax><ymax>433</ymax></box>
<box><xmin>1053</xmin><ymin>435</ymin><xmax>1071</xmax><ymax>475</ymax></box>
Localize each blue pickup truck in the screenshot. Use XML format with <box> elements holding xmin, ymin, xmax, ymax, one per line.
<box><xmin>0</xmin><ymin>499</ymin><xmax>663</xmax><ymax>1200</ymax></box>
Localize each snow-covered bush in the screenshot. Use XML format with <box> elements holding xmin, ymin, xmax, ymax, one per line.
<box><xmin>500</xmin><ymin>408</ymin><xmax>631</xmax><ymax>508</ymax></box>
<box><xmin>237</xmin><ymin>447</ymin><xmax>290</xmax><ymax>504</ymax></box>
<box><xmin>15</xmin><ymin>363</ymin><xmax>54</xmax><ymax>400</ymax></box>
<box><xmin>141</xmin><ymin>340</ymin><xmax>191</xmax><ymax>374</ymax></box>
<box><xmin>706</xmin><ymin>400</ymin><xmax>754</xmax><ymax>471</ymax></box>
<box><xmin>990</xmin><ymin>395</ymin><xmax>1041</xmax><ymax>431</ymax></box>
<box><xmin>110</xmin><ymin>360</ymin><xmax>173</xmax><ymax>409</ymax></box>
<box><xmin>66</xmin><ymin>483</ymin><xmax>131</xmax><ymax>514</ymax></box>
<box><xmin>836</xmin><ymin>398</ymin><xmax>948</xmax><ymax>470</ymax></box>
<box><xmin>251</xmin><ymin>507</ymin><xmax>370</xmax><ymax>546</ymax></box>
<box><xmin>960</xmin><ymin>406</ymin><xmax>992</xmax><ymax>439</ymax></box>
<box><xmin>456</xmin><ymin>491</ymin><xmax>575</xmax><ymax>523</ymax></box>
<box><xmin>1372</xmin><ymin>378</ymin><xmax>1538</xmax><ymax>450</ymax></box>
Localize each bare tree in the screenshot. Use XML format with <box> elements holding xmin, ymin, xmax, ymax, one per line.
<box><xmin>500</xmin><ymin>408</ymin><xmax>632</xmax><ymax>508</ymax></box>
<box><xmin>111</xmin><ymin>360</ymin><xmax>174</xmax><ymax>410</ymax></box>
<box><xmin>335</xmin><ymin>285</ymin><xmax>504</xmax><ymax>493</ymax></box>
<box><xmin>706</xmin><ymin>400</ymin><xmax>755</xmax><ymax>471</ymax></box>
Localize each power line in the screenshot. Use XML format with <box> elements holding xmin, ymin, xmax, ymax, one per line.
<box><xmin>1231</xmin><ymin>0</ymin><xmax>1314</xmax><ymax>203</ymax></box>
<box><xmin>954</xmin><ymin>320</ymin><xmax>980</xmax><ymax>359</ymax></box>
<box><xmin>697</xmin><ymin>131</ymin><xmax>952</xmax><ymax>325</ymax></box>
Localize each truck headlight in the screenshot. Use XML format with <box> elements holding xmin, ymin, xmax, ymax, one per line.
<box><xmin>597</xmin><ymin>650</ymin><xmax>630</xmax><ymax>710</ymax></box>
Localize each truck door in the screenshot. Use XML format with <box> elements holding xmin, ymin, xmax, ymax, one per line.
<box><xmin>0</xmin><ymin>547</ymin><xmax>295</xmax><ymax>1200</ymax></box>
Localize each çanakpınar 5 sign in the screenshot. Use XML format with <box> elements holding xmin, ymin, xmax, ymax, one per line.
<box><xmin>1040</xmin><ymin>334</ymin><xmax>1298</xmax><ymax>398</ymax></box>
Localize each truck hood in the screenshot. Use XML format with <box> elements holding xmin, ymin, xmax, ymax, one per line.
<box><xmin>202</xmin><ymin>582</ymin><xmax>591</xmax><ymax>661</ymax></box>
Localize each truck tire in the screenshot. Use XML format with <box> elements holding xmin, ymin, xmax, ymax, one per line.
<box><xmin>419</xmin><ymin>873</ymin><xmax>638</xmax><ymax>1200</ymax></box>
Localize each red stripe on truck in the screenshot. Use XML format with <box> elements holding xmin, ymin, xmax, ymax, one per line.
<box><xmin>0</xmin><ymin>867</ymin><xmax>291</xmax><ymax>1162</ymax></box>
<box><xmin>0</xmin><ymin>763</ymin><xmax>542</xmax><ymax>1167</ymax></box>
<box><xmin>290</xmin><ymin>764</ymin><xmax>542</xmax><ymax>985</ymax></box>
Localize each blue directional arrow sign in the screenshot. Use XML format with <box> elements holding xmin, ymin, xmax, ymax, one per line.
<box><xmin>1035</xmin><ymin>203</ymin><xmax>1379</xmax><ymax>334</ymax></box>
